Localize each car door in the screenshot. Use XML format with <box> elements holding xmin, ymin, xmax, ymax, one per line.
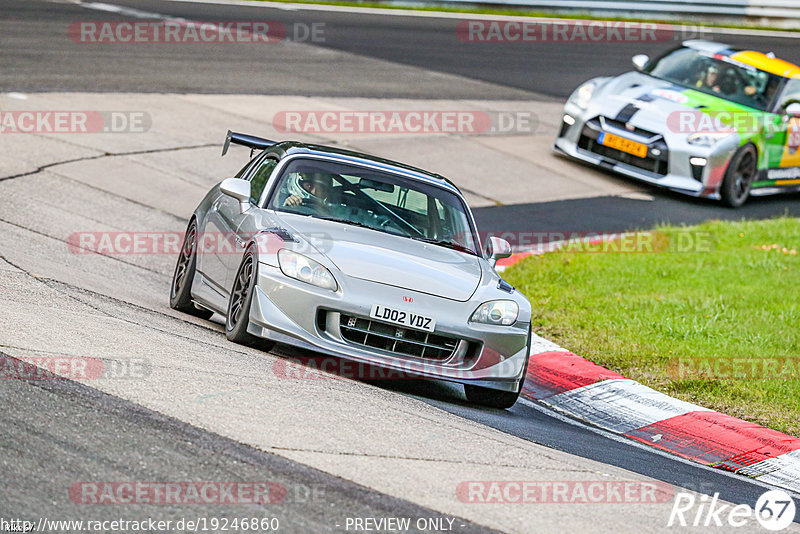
<box><xmin>222</xmin><ymin>156</ymin><xmax>280</xmax><ymax>293</ymax></box>
<box><xmin>763</xmin><ymin>78</ymin><xmax>800</xmax><ymax>182</ymax></box>
<box><xmin>198</xmin><ymin>155</ymin><xmax>262</xmax><ymax>296</ymax></box>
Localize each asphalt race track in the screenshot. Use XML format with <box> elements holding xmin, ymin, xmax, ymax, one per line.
<box><xmin>1</xmin><ymin>0</ymin><xmax>800</xmax><ymax>532</ymax></box>
<box><xmin>6</xmin><ymin>0</ymin><xmax>800</xmax><ymax>99</ymax></box>
<box><xmin>5</xmin><ymin>0</ymin><xmax>800</xmax><ymax>224</ymax></box>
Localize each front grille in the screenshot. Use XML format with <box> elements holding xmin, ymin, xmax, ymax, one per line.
<box><xmin>601</xmin><ymin>117</ymin><xmax>658</xmax><ymax>138</ymax></box>
<box><xmin>578</xmin><ymin>117</ymin><xmax>669</xmax><ymax>176</ymax></box>
<box><xmin>339</xmin><ymin>314</ymin><xmax>460</xmax><ymax>361</ymax></box>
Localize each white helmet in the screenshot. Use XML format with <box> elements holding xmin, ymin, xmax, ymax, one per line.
<box><xmin>284</xmin><ymin>172</ymin><xmax>311</xmax><ymax>200</ymax></box>
<box><xmin>292</xmin><ymin>172</ymin><xmax>332</xmax><ymax>200</ymax></box>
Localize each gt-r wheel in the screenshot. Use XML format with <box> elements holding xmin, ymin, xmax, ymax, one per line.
<box><xmin>464</xmin><ymin>383</ymin><xmax>521</xmax><ymax>409</ymax></box>
<box><xmin>170</xmin><ymin>219</ymin><xmax>213</xmax><ymax>319</ymax></box>
<box><xmin>226</xmin><ymin>247</ymin><xmax>274</xmax><ymax>350</ymax></box>
<box><xmin>720</xmin><ymin>144</ymin><xmax>757</xmax><ymax>208</ymax></box>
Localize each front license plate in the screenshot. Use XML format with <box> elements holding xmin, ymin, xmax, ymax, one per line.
<box><xmin>599</xmin><ymin>132</ymin><xmax>648</xmax><ymax>158</ymax></box>
<box><xmin>370</xmin><ymin>304</ymin><xmax>436</xmax><ymax>333</ymax></box>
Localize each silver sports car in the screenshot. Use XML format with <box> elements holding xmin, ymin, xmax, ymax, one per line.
<box><xmin>170</xmin><ymin>131</ymin><xmax>532</xmax><ymax>408</ymax></box>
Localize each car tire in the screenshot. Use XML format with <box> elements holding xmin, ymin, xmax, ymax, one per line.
<box><xmin>225</xmin><ymin>247</ymin><xmax>274</xmax><ymax>350</ymax></box>
<box><xmin>170</xmin><ymin>219</ymin><xmax>214</xmax><ymax>319</ymax></box>
<box><xmin>720</xmin><ymin>144</ymin><xmax>757</xmax><ymax>208</ymax></box>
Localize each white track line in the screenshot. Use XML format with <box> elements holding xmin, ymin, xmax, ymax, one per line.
<box><xmin>79</xmin><ymin>2</ymin><xmax>165</xmax><ymax>18</ymax></box>
<box><xmin>77</xmin><ymin>1</ymin><xmax>283</xmax><ymax>41</ymax></box>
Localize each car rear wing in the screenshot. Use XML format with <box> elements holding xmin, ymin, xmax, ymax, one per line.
<box><xmin>221</xmin><ymin>130</ymin><xmax>276</xmax><ymax>157</ymax></box>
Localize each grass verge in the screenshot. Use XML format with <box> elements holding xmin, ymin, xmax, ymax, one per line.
<box><xmin>502</xmin><ymin>217</ymin><xmax>800</xmax><ymax>435</ymax></box>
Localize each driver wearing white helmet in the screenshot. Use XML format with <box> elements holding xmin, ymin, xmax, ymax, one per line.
<box><xmin>283</xmin><ymin>172</ymin><xmax>333</xmax><ymax>208</ymax></box>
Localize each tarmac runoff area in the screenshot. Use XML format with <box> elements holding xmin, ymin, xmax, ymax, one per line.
<box><xmin>1</xmin><ymin>91</ymin><xmax>793</xmax><ymax>533</ymax></box>
<box><xmin>0</xmin><ymin>92</ymin><xmax>645</xmax><ymax>206</ymax></box>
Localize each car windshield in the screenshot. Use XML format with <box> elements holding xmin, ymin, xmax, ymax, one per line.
<box><xmin>267</xmin><ymin>158</ymin><xmax>479</xmax><ymax>255</ymax></box>
<box><xmin>643</xmin><ymin>47</ymin><xmax>783</xmax><ymax>111</ymax></box>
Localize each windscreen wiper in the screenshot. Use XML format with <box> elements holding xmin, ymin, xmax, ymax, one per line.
<box><xmin>315</xmin><ymin>216</ymin><xmax>375</xmax><ymax>230</ymax></box>
<box><xmin>411</xmin><ymin>237</ymin><xmax>477</xmax><ymax>255</ymax></box>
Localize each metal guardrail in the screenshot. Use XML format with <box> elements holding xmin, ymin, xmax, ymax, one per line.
<box><xmin>746</xmin><ymin>0</ymin><xmax>800</xmax><ymax>19</ymax></box>
<box><xmin>435</xmin><ymin>0</ymin><xmax>800</xmax><ymax>25</ymax></box>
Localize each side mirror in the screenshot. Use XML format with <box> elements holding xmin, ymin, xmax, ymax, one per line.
<box><xmin>220</xmin><ymin>177</ymin><xmax>252</xmax><ymax>213</ymax></box>
<box><xmin>632</xmin><ymin>54</ymin><xmax>649</xmax><ymax>71</ymax></box>
<box><xmin>484</xmin><ymin>236</ymin><xmax>512</xmax><ymax>268</ymax></box>
<box><xmin>785</xmin><ymin>102</ymin><xmax>800</xmax><ymax>116</ymax></box>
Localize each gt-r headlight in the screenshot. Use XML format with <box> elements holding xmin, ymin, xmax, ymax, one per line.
<box><xmin>278</xmin><ymin>249</ymin><xmax>338</xmax><ymax>291</ymax></box>
<box><xmin>470</xmin><ymin>300</ymin><xmax>519</xmax><ymax>326</ymax></box>
<box><xmin>687</xmin><ymin>131</ymin><xmax>733</xmax><ymax>147</ymax></box>
<box><xmin>570</xmin><ymin>81</ymin><xmax>596</xmax><ymax>110</ymax></box>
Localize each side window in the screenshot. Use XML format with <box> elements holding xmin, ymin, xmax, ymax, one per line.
<box><xmin>249</xmin><ymin>158</ymin><xmax>278</xmax><ymax>204</ymax></box>
<box><xmin>776</xmin><ymin>79</ymin><xmax>800</xmax><ymax>112</ymax></box>
<box><xmin>234</xmin><ymin>158</ymin><xmax>255</xmax><ymax>178</ymax></box>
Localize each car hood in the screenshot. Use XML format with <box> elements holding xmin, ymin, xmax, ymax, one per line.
<box><xmin>593</xmin><ymin>72</ymin><xmax>760</xmax><ymax>133</ymax></box>
<box><xmin>274</xmin><ymin>213</ymin><xmax>482</xmax><ymax>301</ymax></box>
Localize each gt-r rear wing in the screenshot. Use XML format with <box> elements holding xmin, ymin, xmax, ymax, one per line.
<box><xmin>221</xmin><ymin>130</ymin><xmax>276</xmax><ymax>157</ymax></box>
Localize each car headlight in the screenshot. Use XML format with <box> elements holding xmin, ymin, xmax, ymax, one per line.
<box><xmin>570</xmin><ymin>81</ymin><xmax>596</xmax><ymax>110</ymax></box>
<box><xmin>278</xmin><ymin>249</ymin><xmax>338</xmax><ymax>291</ymax></box>
<box><xmin>470</xmin><ymin>300</ymin><xmax>519</xmax><ymax>326</ymax></box>
<box><xmin>687</xmin><ymin>132</ymin><xmax>733</xmax><ymax>147</ymax></box>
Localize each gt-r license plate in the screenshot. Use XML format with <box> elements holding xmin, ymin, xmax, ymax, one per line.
<box><xmin>598</xmin><ymin>132</ymin><xmax>648</xmax><ymax>158</ymax></box>
<box><xmin>370</xmin><ymin>305</ymin><xmax>435</xmax><ymax>332</ymax></box>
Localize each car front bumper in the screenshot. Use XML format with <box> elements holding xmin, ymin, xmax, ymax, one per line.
<box><xmin>246</xmin><ymin>262</ymin><xmax>531</xmax><ymax>392</ymax></box>
<box><xmin>554</xmin><ymin>103</ymin><xmax>739</xmax><ymax>200</ymax></box>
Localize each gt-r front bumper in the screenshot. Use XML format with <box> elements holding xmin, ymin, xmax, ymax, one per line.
<box><xmin>554</xmin><ymin>102</ymin><xmax>739</xmax><ymax>199</ymax></box>
<box><xmin>246</xmin><ymin>262</ymin><xmax>531</xmax><ymax>392</ymax></box>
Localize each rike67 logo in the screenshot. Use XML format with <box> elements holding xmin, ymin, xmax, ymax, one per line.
<box><xmin>668</xmin><ymin>489</ymin><xmax>796</xmax><ymax>531</ymax></box>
